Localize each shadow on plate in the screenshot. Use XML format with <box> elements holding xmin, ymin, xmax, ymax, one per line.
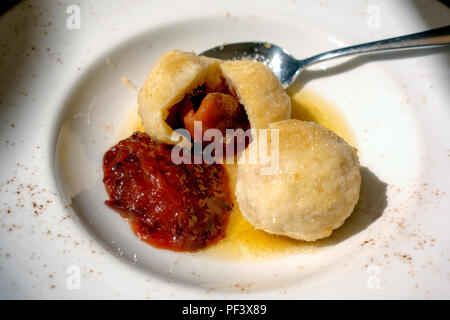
<box><xmin>312</xmin><ymin>166</ymin><xmax>388</xmax><ymax>247</ymax></box>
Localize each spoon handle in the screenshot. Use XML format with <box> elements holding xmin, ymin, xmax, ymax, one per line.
<box><xmin>300</xmin><ymin>25</ymin><xmax>450</xmax><ymax>67</ymax></box>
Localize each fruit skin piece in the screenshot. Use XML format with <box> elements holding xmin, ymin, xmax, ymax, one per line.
<box><xmin>182</xmin><ymin>92</ymin><xmax>240</xmax><ymax>139</ymax></box>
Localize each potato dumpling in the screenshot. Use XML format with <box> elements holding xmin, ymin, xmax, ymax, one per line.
<box><xmin>137</xmin><ymin>50</ymin><xmax>291</xmax><ymax>147</ymax></box>
<box><xmin>235</xmin><ymin>119</ymin><xmax>361</xmax><ymax>241</ymax></box>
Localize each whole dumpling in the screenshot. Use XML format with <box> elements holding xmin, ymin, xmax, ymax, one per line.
<box><xmin>235</xmin><ymin>119</ymin><xmax>361</xmax><ymax>241</ymax></box>
<box><xmin>137</xmin><ymin>50</ymin><xmax>291</xmax><ymax>147</ymax></box>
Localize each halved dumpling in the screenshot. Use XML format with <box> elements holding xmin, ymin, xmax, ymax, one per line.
<box><xmin>137</xmin><ymin>50</ymin><xmax>291</xmax><ymax>149</ymax></box>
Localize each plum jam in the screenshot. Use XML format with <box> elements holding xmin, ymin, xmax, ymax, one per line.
<box><xmin>102</xmin><ymin>131</ymin><xmax>233</xmax><ymax>252</ymax></box>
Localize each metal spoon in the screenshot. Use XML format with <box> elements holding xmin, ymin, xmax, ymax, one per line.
<box><xmin>201</xmin><ymin>25</ymin><xmax>450</xmax><ymax>89</ymax></box>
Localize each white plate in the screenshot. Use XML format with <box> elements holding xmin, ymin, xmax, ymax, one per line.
<box><xmin>0</xmin><ymin>0</ymin><xmax>449</xmax><ymax>299</ymax></box>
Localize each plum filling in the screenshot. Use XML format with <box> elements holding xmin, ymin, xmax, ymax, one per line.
<box><xmin>165</xmin><ymin>82</ymin><xmax>251</xmax><ymax>154</ymax></box>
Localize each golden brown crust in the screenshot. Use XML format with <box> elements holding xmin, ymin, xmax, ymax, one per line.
<box><xmin>220</xmin><ymin>59</ymin><xmax>291</xmax><ymax>129</ymax></box>
<box><xmin>235</xmin><ymin>119</ymin><xmax>361</xmax><ymax>241</ymax></box>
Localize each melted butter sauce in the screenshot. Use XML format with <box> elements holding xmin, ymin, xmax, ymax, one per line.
<box><xmin>119</xmin><ymin>89</ymin><xmax>356</xmax><ymax>261</ymax></box>
<box><xmin>117</xmin><ymin>103</ymin><xmax>145</xmax><ymax>140</ymax></box>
